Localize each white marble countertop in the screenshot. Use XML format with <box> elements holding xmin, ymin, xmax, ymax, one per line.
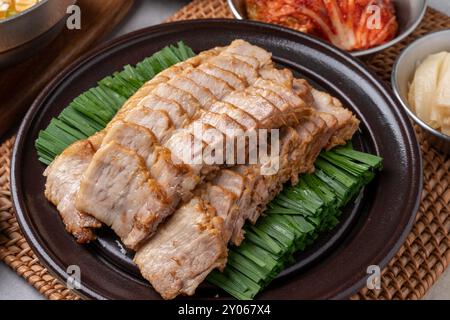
<box><xmin>0</xmin><ymin>0</ymin><xmax>449</xmax><ymax>300</ymax></box>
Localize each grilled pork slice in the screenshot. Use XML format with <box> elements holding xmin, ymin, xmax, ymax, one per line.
<box><xmin>164</xmin><ymin>129</ymin><xmax>220</xmax><ymax>178</ymax></box>
<box><xmin>294</xmin><ymin>79</ymin><xmax>359</xmax><ymax>149</ymax></box>
<box><xmin>183</xmin><ymin>67</ymin><xmax>234</xmax><ymax>99</ymax></box>
<box><xmin>151</xmin><ymin>83</ymin><xmax>202</xmax><ymax>119</ymax></box>
<box><xmin>222</xmin><ymin>91</ymin><xmax>282</xmax><ymax>127</ymax></box>
<box><xmin>101</xmin><ymin>121</ymin><xmax>159</xmax><ymax>168</ymax></box>
<box><xmin>223</xmin><ymin>39</ymin><xmax>272</xmax><ymax>67</ymax></box>
<box><xmin>44</xmin><ymin>140</ymin><xmax>101</xmax><ymax>243</ymax></box>
<box><xmin>102</xmin><ymin>121</ymin><xmax>200</xmax><ymax>200</ymax></box>
<box><xmin>311</xmin><ymin>88</ymin><xmax>359</xmax><ymax>148</ymax></box>
<box><xmin>198</xmin><ymin>63</ymin><xmax>247</xmax><ymax>91</ymax></box>
<box><xmin>77</xmin><ymin>122</ymin><xmax>200</xmax><ymax>249</ymax></box>
<box><xmin>124</xmin><ymin>107</ymin><xmax>174</xmax><ymax>143</ymax></box>
<box><xmin>76</xmin><ymin>142</ymin><xmax>176</xmax><ymax>250</ymax></box>
<box><xmin>138</xmin><ymin>94</ymin><xmax>190</xmax><ymax>128</ymax></box>
<box><xmin>168</xmin><ymin>76</ymin><xmax>217</xmax><ymax>108</ymax></box>
<box><xmin>209</xmin><ymin>101</ymin><xmax>259</xmax><ymax>129</ymax></box>
<box><xmin>134</xmin><ymin>197</ymin><xmax>227</xmax><ymax>300</ymax></box>
<box><xmin>259</xmin><ymin>65</ymin><xmax>294</xmax><ymax>88</ymax></box>
<box><xmin>200</xmin><ymin>183</ymin><xmax>240</xmax><ymax>243</ymax></box>
<box><xmin>210</xmin><ymin>169</ymin><xmax>248</xmax><ymax>244</ymax></box>
<box><xmin>208</xmin><ymin>54</ymin><xmax>258</xmax><ymax>85</ymax></box>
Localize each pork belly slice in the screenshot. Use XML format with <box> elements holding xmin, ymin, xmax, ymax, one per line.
<box><xmin>183</xmin><ymin>67</ymin><xmax>234</xmax><ymax>99</ymax></box>
<box><xmin>259</xmin><ymin>65</ymin><xmax>294</xmax><ymax>88</ymax></box>
<box><xmin>208</xmin><ymin>54</ymin><xmax>258</xmax><ymax>85</ymax></box>
<box><xmin>245</xmin><ymin>86</ymin><xmax>312</xmax><ymax>126</ymax></box>
<box><xmin>226</xmin><ymin>166</ymin><xmax>259</xmax><ymax>245</ymax></box>
<box><xmin>222</xmin><ymin>91</ymin><xmax>282</xmax><ymax>127</ymax></box>
<box><xmin>294</xmin><ymin>79</ymin><xmax>359</xmax><ymax>149</ymax></box>
<box><xmin>301</xmin><ymin>116</ymin><xmax>336</xmax><ymax>170</ymax></box>
<box><xmin>168</xmin><ymin>76</ymin><xmax>217</xmax><ymax>108</ymax></box>
<box><xmin>206</xmin><ymin>77</ymin><xmax>314</xmax><ymax>130</ymax></box>
<box><xmin>76</xmin><ymin>142</ymin><xmax>176</xmax><ymax>250</ymax></box>
<box><xmin>223</xmin><ymin>39</ymin><xmax>272</xmax><ymax>67</ymax></box>
<box><xmin>138</xmin><ymin>94</ymin><xmax>190</xmax><ymax>128</ymax></box>
<box><xmin>190</xmin><ymin>121</ymin><xmax>318</xmax><ymax>247</ymax></box>
<box><xmin>164</xmin><ymin>129</ymin><xmax>219</xmax><ymax>177</ymax></box>
<box><xmin>230</xmin><ymin>127</ymin><xmax>304</xmax><ymax>239</ymax></box>
<box><xmin>310</xmin><ymin>88</ymin><xmax>359</xmax><ymax>148</ymax></box>
<box><xmin>209</xmin><ymin>101</ymin><xmax>259</xmax><ymax>129</ymax></box>
<box><xmin>229</xmin><ymin>116</ymin><xmax>331</xmax><ymax>244</ymax></box>
<box><xmin>210</xmin><ymin>169</ymin><xmax>250</xmax><ymax>244</ymax></box>
<box><xmin>287</xmin><ymin>116</ymin><xmax>331</xmax><ymax>181</ymax></box>
<box><xmin>151</xmin><ymin>83</ymin><xmax>202</xmax><ymax>118</ymax></box>
<box><xmin>77</xmin><ymin>121</ymin><xmax>201</xmax><ymax>248</ymax></box>
<box><xmin>102</xmin><ymin>121</ymin><xmax>200</xmax><ymax>200</ymax></box>
<box><xmin>253</xmin><ymin>78</ymin><xmax>303</xmax><ymax>108</ymax></box>
<box><xmin>102</xmin><ymin>120</ymin><xmax>159</xmax><ymax>168</ymax></box>
<box><xmin>245</xmin><ymin>99</ymin><xmax>360</xmax><ymax>227</ymax></box>
<box><xmin>198</xmin><ymin>63</ymin><xmax>247</xmax><ymax>91</ymax></box>
<box><xmin>196</xmin><ymin>111</ymin><xmax>244</xmax><ymax>134</ymax></box>
<box><xmin>44</xmin><ymin>140</ymin><xmax>101</xmax><ymax>243</ymax></box>
<box><xmin>222</xmin><ymin>51</ymin><xmax>260</xmax><ymax>69</ymax></box>
<box><xmin>199</xmin><ymin>183</ymin><xmax>240</xmax><ymax>243</ymax></box>
<box><xmin>134</xmin><ymin>197</ymin><xmax>227</xmax><ymax>300</ymax></box>
<box><xmin>124</xmin><ymin>107</ymin><xmax>174</xmax><ymax>143</ymax></box>
<box><xmin>247</xmin><ymin>92</ymin><xmax>360</xmax><ymax>223</ymax></box>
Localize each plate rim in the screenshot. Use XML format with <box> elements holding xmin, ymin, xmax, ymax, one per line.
<box><xmin>11</xmin><ymin>18</ymin><xmax>423</xmax><ymax>300</ymax></box>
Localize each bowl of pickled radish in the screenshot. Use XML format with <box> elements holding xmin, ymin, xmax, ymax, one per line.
<box><xmin>392</xmin><ymin>29</ymin><xmax>450</xmax><ymax>154</ymax></box>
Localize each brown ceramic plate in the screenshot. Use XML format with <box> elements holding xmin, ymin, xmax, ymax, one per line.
<box><xmin>11</xmin><ymin>19</ymin><xmax>422</xmax><ymax>300</ymax></box>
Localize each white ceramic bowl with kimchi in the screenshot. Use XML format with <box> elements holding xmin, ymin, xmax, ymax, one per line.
<box><xmin>228</xmin><ymin>0</ymin><xmax>428</xmax><ymax>57</ymax></box>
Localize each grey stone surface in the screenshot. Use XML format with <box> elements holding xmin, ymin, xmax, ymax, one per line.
<box><xmin>1</xmin><ymin>0</ymin><xmax>449</xmax><ymax>300</ymax></box>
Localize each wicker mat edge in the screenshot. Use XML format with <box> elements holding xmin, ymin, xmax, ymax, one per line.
<box><xmin>1</xmin><ymin>0</ymin><xmax>450</xmax><ymax>300</ymax></box>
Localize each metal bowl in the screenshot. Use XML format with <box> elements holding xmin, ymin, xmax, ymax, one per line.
<box><xmin>0</xmin><ymin>0</ymin><xmax>76</xmax><ymax>68</ymax></box>
<box><xmin>228</xmin><ymin>0</ymin><xmax>428</xmax><ymax>58</ymax></box>
<box><xmin>392</xmin><ymin>29</ymin><xmax>450</xmax><ymax>154</ymax></box>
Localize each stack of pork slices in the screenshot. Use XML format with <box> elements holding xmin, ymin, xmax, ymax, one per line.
<box><xmin>44</xmin><ymin>40</ymin><xmax>359</xmax><ymax>299</ymax></box>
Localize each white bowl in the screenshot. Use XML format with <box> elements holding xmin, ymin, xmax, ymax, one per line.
<box><xmin>392</xmin><ymin>29</ymin><xmax>450</xmax><ymax>154</ymax></box>
<box><xmin>227</xmin><ymin>0</ymin><xmax>428</xmax><ymax>58</ymax></box>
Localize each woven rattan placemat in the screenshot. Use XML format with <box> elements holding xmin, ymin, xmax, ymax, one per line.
<box><xmin>1</xmin><ymin>0</ymin><xmax>449</xmax><ymax>300</ymax></box>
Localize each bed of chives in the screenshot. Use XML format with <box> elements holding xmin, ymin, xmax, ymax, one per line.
<box><xmin>34</xmin><ymin>43</ymin><xmax>382</xmax><ymax>300</ymax></box>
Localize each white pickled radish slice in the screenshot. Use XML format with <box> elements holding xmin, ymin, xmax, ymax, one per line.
<box><xmin>435</xmin><ymin>54</ymin><xmax>450</xmax><ymax>130</ymax></box>
<box><xmin>411</xmin><ymin>52</ymin><xmax>447</xmax><ymax>126</ymax></box>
